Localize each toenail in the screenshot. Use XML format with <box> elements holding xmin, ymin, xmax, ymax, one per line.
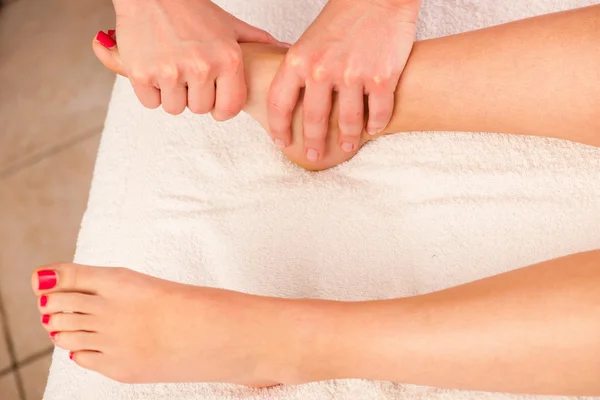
<box><xmin>274</xmin><ymin>138</ymin><xmax>286</xmax><ymax>149</ymax></box>
<box><xmin>341</xmin><ymin>142</ymin><xmax>355</xmax><ymax>152</ymax></box>
<box><xmin>107</xmin><ymin>29</ymin><xmax>115</xmax><ymax>37</ymax></box>
<box><xmin>306</xmin><ymin>148</ymin><xmax>319</xmax><ymax>162</ymax></box>
<box><xmin>40</xmin><ymin>296</ymin><xmax>48</xmax><ymax>307</ymax></box>
<box><xmin>96</xmin><ymin>31</ymin><xmax>117</xmax><ymax>48</ymax></box>
<box><xmin>38</xmin><ymin>270</ymin><xmax>57</xmax><ymax>290</ymax></box>
<box><xmin>50</xmin><ymin>332</ymin><xmax>57</xmax><ymax>340</ymax></box>
<box><xmin>69</xmin><ymin>352</ymin><xmax>74</xmax><ymax>360</ymax></box>
<box><xmin>42</xmin><ymin>315</ymin><xmax>50</xmax><ymax>324</ymax></box>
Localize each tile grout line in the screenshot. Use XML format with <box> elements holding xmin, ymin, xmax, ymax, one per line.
<box><xmin>0</xmin><ymin>291</ymin><xmax>26</xmax><ymax>399</ymax></box>
<box><xmin>0</xmin><ymin>127</ymin><xmax>102</xmax><ymax>181</ymax></box>
<box><xmin>0</xmin><ymin>346</ymin><xmax>55</xmax><ymax>377</ymax></box>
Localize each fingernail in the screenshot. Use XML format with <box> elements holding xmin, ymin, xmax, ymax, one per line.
<box><xmin>367</xmin><ymin>126</ymin><xmax>382</xmax><ymax>135</ymax></box>
<box><xmin>42</xmin><ymin>315</ymin><xmax>50</xmax><ymax>325</ymax></box>
<box><xmin>50</xmin><ymin>332</ymin><xmax>57</xmax><ymax>339</ymax></box>
<box><xmin>279</xmin><ymin>41</ymin><xmax>292</xmax><ymax>48</ymax></box>
<box><xmin>341</xmin><ymin>142</ymin><xmax>355</xmax><ymax>152</ymax></box>
<box><xmin>274</xmin><ymin>138</ymin><xmax>286</xmax><ymax>149</ymax></box>
<box><xmin>107</xmin><ymin>29</ymin><xmax>115</xmax><ymax>37</ymax></box>
<box><xmin>306</xmin><ymin>149</ymin><xmax>319</xmax><ymax>162</ymax></box>
<box><xmin>69</xmin><ymin>352</ymin><xmax>74</xmax><ymax>360</ymax></box>
<box><xmin>38</xmin><ymin>270</ymin><xmax>57</xmax><ymax>290</ymax></box>
<box><xmin>40</xmin><ymin>296</ymin><xmax>48</xmax><ymax>307</ymax></box>
<box><xmin>96</xmin><ymin>31</ymin><xmax>116</xmax><ymax>48</ymax></box>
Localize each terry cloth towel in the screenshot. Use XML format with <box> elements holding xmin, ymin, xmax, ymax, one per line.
<box><xmin>43</xmin><ymin>0</ymin><xmax>600</xmax><ymax>399</ymax></box>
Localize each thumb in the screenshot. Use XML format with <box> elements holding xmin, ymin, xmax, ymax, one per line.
<box><xmin>92</xmin><ymin>31</ymin><xmax>127</xmax><ymax>77</ymax></box>
<box><xmin>234</xmin><ymin>20</ymin><xmax>283</xmax><ymax>46</ymax></box>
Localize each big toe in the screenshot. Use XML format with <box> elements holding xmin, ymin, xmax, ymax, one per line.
<box><xmin>32</xmin><ymin>263</ymin><xmax>99</xmax><ymax>295</ymax></box>
<box><xmin>92</xmin><ymin>31</ymin><xmax>126</xmax><ymax>77</ymax></box>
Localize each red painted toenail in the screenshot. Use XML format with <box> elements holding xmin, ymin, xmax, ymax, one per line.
<box><xmin>40</xmin><ymin>296</ymin><xmax>48</xmax><ymax>307</ymax></box>
<box><xmin>42</xmin><ymin>315</ymin><xmax>50</xmax><ymax>324</ymax></box>
<box><xmin>96</xmin><ymin>31</ymin><xmax>116</xmax><ymax>48</ymax></box>
<box><xmin>69</xmin><ymin>352</ymin><xmax>74</xmax><ymax>360</ymax></box>
<box><xmin>107</xmin><ymin>29</ymin><xmax>115</xmax><ymax>37</ymax></box>
<box><xmin>38</xmin><ymin>270</ymin><xmax>57</xmax><ymax>290</ymax></box>
<box><xmin>50</xmin><ymin>332</ymin><xmax>57</xmax><ymax>339</ymax></box>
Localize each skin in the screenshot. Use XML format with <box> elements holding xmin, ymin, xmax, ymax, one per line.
<box><xmin>96</xmin><ymin>4</ymin><xmax>600</xmax><ymax>171</ymax></box>
<box><xmin>41</xmin><ymin>4</ymin><xmax>600</xmax><ymax>393</ymax></box>
<box><xmin>111</xmin><ymin>0</ymin><xmax>283</xmax><ymax>118</ymax></box>
<box><xmin>267</xmin><ymin>0</ymin><xmax>421</xmax><ymax>161</ymax></box>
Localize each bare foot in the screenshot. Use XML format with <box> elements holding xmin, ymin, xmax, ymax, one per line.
<box><xmin>92</xmin><ymin>39</ymin><xmax>382</xmax><ymax>171</ymax></box>
<box><xmin>32</xmin><ymin>263</ymin><xmax>282</xmax><ymax>386</ymax></box>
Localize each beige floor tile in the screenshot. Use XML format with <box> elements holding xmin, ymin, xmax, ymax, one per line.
<box><xmin>0</xmin><ymin>372</ymin><xmax>21</xmax><ymax>400</ymax></box>
<box><xmin>0</xmin><ymin>0</ymin><xmax>115</xmax><ymax>173</ymax></box>
<box><xmin>0</xmin><ymin>311</ymin><xmax>13</xmax><ymax>371</ymax></box>
<box><xmin>21</xmin><ymin>353</ymin><xmax>52</xmax><ymax>400</ymax></box>
<box><xmin>0</xmin><ymin>134</ymin><xmax>101</xmax><ymax>361</ymax></box>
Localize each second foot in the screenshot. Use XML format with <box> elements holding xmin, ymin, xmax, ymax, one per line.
<box><xmin>32</xmin><ymin>263</ymin><xmax>281</xmax><ymax>387</ymax></box>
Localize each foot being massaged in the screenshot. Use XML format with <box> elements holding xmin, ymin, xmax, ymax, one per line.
<box><xmin>35</xmin><ymin>1</ymin><xmax>599</xmax><ymax>398</ymax></box>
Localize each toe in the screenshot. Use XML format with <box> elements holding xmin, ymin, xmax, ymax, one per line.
<box><xmin>32</xmin><ymin>263</ymin><xmax>101</xmax><ymax>295</ymax></box>
<box><xmin>39</xmin><ymin>292</ymin><xmax>99</xmax><ymax>315</ymax></box>
<box><xmin>70</xmin><ymin>350</ymin><xmax>104</xmax><ymax>371</ymax></box>
<box><xmin>52</xmin><ymin>331</ymin><xmax>103</xmax><ymax>352</ymax></box>
<box><xmin>41</xmin><ymin>312</ymin><xmax>98</xmax><ymax>333</ymax></box>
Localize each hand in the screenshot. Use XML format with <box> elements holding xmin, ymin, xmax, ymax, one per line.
<box><xmin>112</xmin><ymin>0</ymin><xmax>283</xmax><ymax>118</ymax></box>
<box><xmin>267</xmin><ymin>0</ymin><xmax>420</xmax><ymax>161</ymax></box>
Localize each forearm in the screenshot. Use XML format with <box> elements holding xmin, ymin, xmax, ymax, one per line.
<box><xmin>288</xmin><ymin>250</ymin><xmax>600</xmax><ymax>394</ymax></box>
<box><xmin>386</xmin><ymin>5</ymin><xmax>600</xmax><ymax>147</ymax></box>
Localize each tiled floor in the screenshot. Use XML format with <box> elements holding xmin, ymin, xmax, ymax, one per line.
<box><xmin>0</xmin><ymin>0</ymin><xmax>115</xmax><ymax>399</ymax></box>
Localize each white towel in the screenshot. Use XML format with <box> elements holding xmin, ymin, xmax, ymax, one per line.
<box><xmin>43</xmin><ymin>0</ymin><xmax>600</xmax><ymax>399</ymax></box>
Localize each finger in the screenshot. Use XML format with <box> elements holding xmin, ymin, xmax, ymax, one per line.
<box><xmin>235</xmin><ymin>19</ymin><xmax>281</xmax><ymax>46</ymax></box>
<box><xmin>366</xmin><ymin>90</ymin><xmax>395</xmax><ymax>136</ymax></box>
<box><xmin>267</xmin><ymin>66</ymin><xmax>302</xmax><ymax>148</ymax></box>
<box><xmin>302</xmin><ymin>81</ymin><xmax>332</xmax><ymax>162</ymax></box>
<box><xmin>187</xmin><ymin>79</ymin><xmax>216</xmax><ymax>115</ymax></box>
<box><xmin>212</xmin><ymin>50</ymin><xmax>245</xmax><ymax>121</ymax></box>
<box><xmin>131</xmin><ymin>81</ymin><xmax>161</xmax><ymax>110</ymax></box>
<box><xmin>337</xmin><ymin>85</ymin><xmax>365</xmax><ymax>153</ymax></box>
<box><xmin>159</xmin><ymin>78</ymin><xmax>187</xmax><ymax>115</ymax></box>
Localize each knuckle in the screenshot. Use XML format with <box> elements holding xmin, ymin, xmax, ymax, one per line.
<box><xmin>129</xmin><ymin>69</ymin><xmax>154</xmax><ymax>85</ymax></box>
<box><xmin>187</xmin><ymin>58</ymin><xmax>211</xmax><ymax>81</ymax></box>
<box><xmin>220</xmin><ymin>47</ymin><xmax>243</xmax><ymax>70</ymax></box>
<box><xmin>267</xmin><ymin>99</ymin><xmax>293</xmax><ymax>120</ymax></box>
<box><xmin>311</xmin><ymin>64</ymin><xmax>330</xmax><ymax>82</ymax></box>
<box><xmin>158</xmin><ymin>65</ymin><xmax>180</xmax><ymax>84</ymax></box>
<box><xmin>343</xmin><ymin>68</ymin><xmax>361</xmax><ymax>86</ymax></box>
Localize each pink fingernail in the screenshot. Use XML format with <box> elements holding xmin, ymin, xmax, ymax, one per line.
<box><xmin>42</xmin><ymin>315</ymin><xmax>50</xmax><ymax>325</ymax></box>
<box><xmin>341</xmin><ymin>142</ymin><xmax>355</xmax><ymax>152</ymax></box>
<box><xmin>367</xmin><ymin>126</ymin><xmax>381</xmax><ymax>136</ymax></box>
<box><xmin>306</xmin><ymin>149</ymin><xmax>319</xmax><ymax>162</ymax></box>
<box><xmin>40</xmin><ymin>296</ymin><xmax>48</xmax><ymax>307</ymax></box>
<box><xmin>96</xmin><ymin>31</ymin><xmax>116</xmax><ymax>48</ymax></box>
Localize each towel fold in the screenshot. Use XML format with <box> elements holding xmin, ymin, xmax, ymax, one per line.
<box><xmin>43</xmin><ymin>0</ymin><xmax>600</xmax><ymax>398</ymax></box>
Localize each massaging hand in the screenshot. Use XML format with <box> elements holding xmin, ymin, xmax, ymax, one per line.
<box><xmin>110</xmin><ymin>0</ymin><xmax>283</xmax><ymax>118</ymax></box>
<box><xmin>267</xmin><ymin>0</ymin><xmax>421</xmax><ymax>161</ymax></box>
